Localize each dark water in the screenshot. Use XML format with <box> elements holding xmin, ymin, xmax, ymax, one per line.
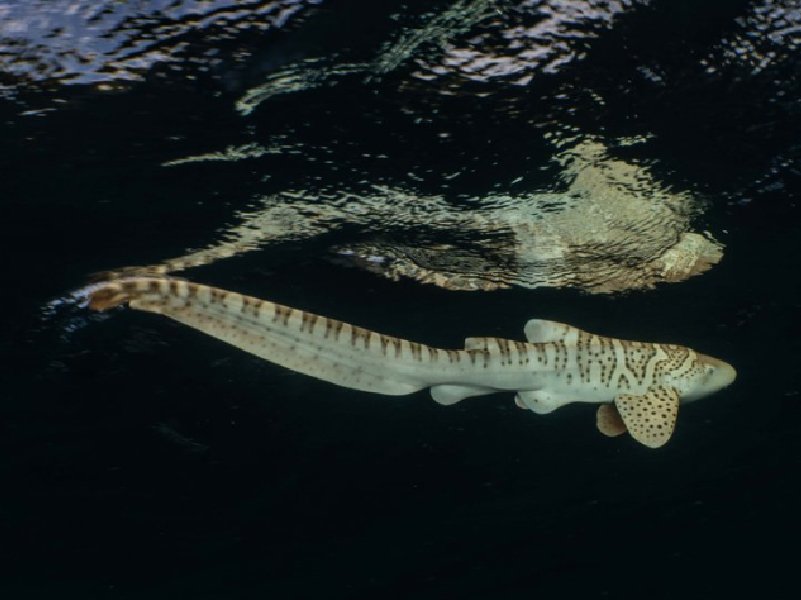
<box><xmin>2</xmin><ymin>1</ymin><xmax>801</xmax><ymax>597</ymax></box>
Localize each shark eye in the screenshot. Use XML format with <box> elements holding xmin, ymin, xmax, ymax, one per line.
<box><xmin>705</xmin><ymin>365</ymin><xmax>715</xmax><ymax>376</ymax></box>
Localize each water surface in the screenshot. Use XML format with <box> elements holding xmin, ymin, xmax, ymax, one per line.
<box><xmin>2</xmin><ymin>1</ymin><xmax>801</xmax><ymax>597</ymax></box>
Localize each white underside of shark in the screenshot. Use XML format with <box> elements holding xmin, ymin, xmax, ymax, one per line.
<box><xmin>85</xmin><ymin>276</ymin><xmax>736</xmax><ymax>448</ymax></box>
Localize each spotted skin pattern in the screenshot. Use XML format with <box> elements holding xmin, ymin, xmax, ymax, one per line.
<box><xmin>87</xmin><ymin>276</ymin><xmax>736</xmax><ymax>448</ymax></box>
<box><xmin>616</xmin><ymin>387</ymin><xmax>679</xmax><ymax>448</ymax></box>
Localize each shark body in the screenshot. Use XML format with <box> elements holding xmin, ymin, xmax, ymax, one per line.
<box><xmin>87</xmin><ymin>276</ymin><xmax>736</xmax><ymax>448</ymax></box>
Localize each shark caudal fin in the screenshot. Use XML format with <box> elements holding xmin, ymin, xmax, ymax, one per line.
<box><xmin>87</xmin><ymin>284</ymin><xmax>131</xmax><ymax>311</ymax></box>
<box><xmin>86</xmin><ymin>277</ymin><xmax>429</xmax><ymax>397</ymax></box>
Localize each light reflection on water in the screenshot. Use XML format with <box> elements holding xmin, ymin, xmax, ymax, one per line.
<box><xmin>0</xmin><ymin>0</ymin><xmax>320</xmax><ymax>93</ymax></box>
<box><xmin>4</xmin><ymin>0</ymin><xmax>800</xmax><ymax>295</ymax></box>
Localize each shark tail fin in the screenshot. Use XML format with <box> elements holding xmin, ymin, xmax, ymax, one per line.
<box><xmin>87</xmin><ymin>282</ymin><xmax>131</xmax><ymax>311</ymax></box>
<box><xmin>84</xmin><ymin>276</ymin><xmax>428</xmax><ymax>397</ymax></box>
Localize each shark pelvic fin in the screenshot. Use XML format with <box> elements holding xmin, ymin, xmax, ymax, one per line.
<box><xmin>596</xmin><ymin>404</ymin><xmax>627</xmax><ymax>437</ymax></box>
<box><xmin>614</xmin><ymin>386</ymin><xmax>680</xmax><ymax>448</ymax></box>
<box><xmin>430</xmin><ymin>384</ymin><xmax>494</xmax><ymax>405</ymax></box>
<box><xmin>523</xmin><ymin>319</ymin><xmax>582</xmax><ymax>343</ymax></box>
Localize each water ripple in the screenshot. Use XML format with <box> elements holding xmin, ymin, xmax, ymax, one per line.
<box><xmin>0</xmin><ymin>0</ymin><xmax>320</xmax><ymax>95</ymax></box>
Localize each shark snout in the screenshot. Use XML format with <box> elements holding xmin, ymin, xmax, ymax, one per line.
<box><xmin>698</xmin><ymin>353</ymin><xmax>737</xmax><ymax>393</ymax></box>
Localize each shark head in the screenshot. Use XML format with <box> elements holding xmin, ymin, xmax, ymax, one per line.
<box><xmin>668</xmin><ymin>351</ymin><xmax>737</xmax><ymax>402</ymax></box>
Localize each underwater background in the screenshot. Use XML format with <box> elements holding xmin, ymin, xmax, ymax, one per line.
<box><xmin>2</xmin><ymin>0</ymin><xmax>801</xmax><ymax>597</ymax></box>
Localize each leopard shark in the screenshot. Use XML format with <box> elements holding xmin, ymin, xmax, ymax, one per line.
<box><xmin>86</xmin><ymin>276</ymin><xmax>736</xmax><ymax>448</ymax></box>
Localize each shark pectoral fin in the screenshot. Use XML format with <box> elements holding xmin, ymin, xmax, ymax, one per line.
<box><xmin>614</xmin><ymin>386</ymin><xmax>680</xmax><ymax>448</ymax></box>
<box><xmin>596</xmin><ymin>404</ymin><xmax>627</xmax><ymax>437</ymax></box>
<box><xmin>523</xmin><ymin>319</ymin><xmax>582</xmax><ymax>343</ymax></box>
<box><xmin>430</xmin><ymin>384</ymin><xmax>495</xmax><ymax>405</ymax></box>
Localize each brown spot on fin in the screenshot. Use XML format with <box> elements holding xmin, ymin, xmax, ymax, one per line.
<box><xmin>596</xmin><ymin>404</ymin><xmax>627</xmax><ymax>437</ymax></box>
<box><xmin>614</xmin><ymin>386</ymin><xmax>680</xmax><ymax>449</ymax></box>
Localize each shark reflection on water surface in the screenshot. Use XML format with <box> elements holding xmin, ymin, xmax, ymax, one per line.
<box><xmin>129</xmin><ymin>139</ymin><xmax>724</xmax><ymax>294</ymax></box>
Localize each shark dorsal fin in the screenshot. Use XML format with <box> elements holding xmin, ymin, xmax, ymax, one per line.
<box><xmin>614</xmin><ymin>386</ymin><xmax>680</xmax><ymax>448</ymax></box>
<box><xmin>523</xmin><ymin>319</ymin><xmax>582</xmax><ymax>343</ymax></box>
<box><xmin>596</xmin><ymin>404</ymin><xmax>627</xmax><ymax>437</ymax></box>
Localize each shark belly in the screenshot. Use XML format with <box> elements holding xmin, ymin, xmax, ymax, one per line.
<box><xmin>425</xmin><ymin>350</ymin><xmax>550</xmax><ymax>405</ymax></box>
